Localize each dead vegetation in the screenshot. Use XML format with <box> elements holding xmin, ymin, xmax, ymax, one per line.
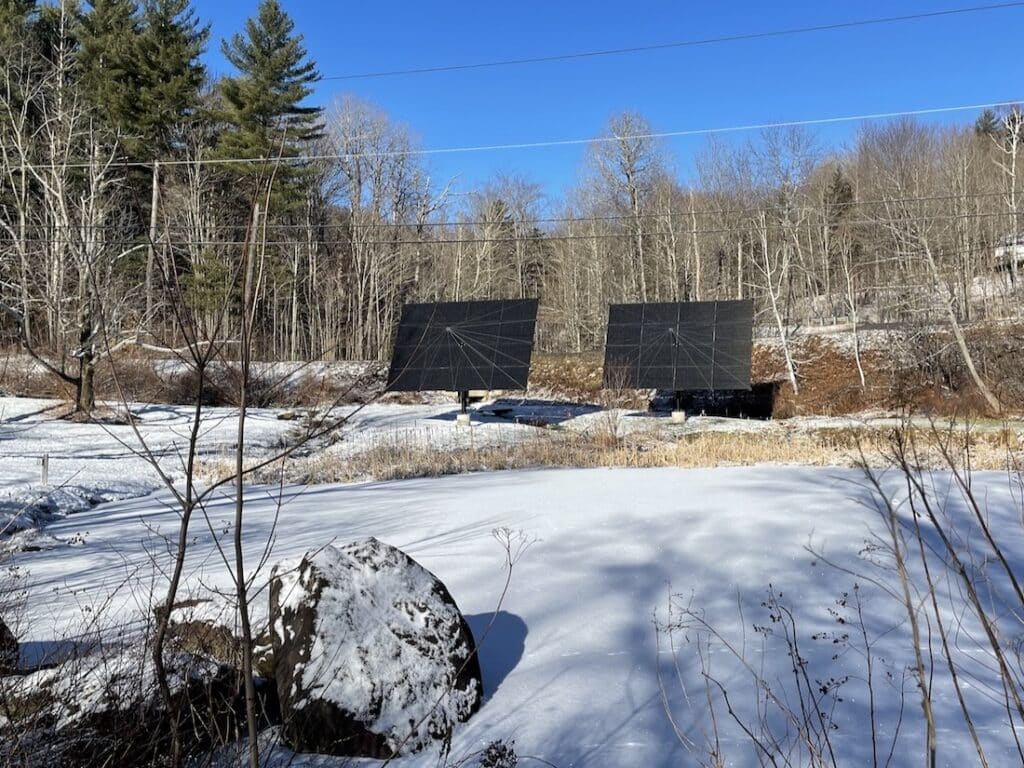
<box><xmin>6</xmin><ymin>326</ymin><xmax>1021</xmax><ymax>420</ymax></box>
<box><xmin>528</xmin><ymin>353</ymin><xmax>605</xmax><ymax>402</ymax></box>
<box><xmin>199</xmin><ymin>419</ymin><xmax>1023</xmax><ymax>486</ymax></box>
<box><xmin>533</xmin><ymin>327</ymin><xmax>1024</xmax><ymax>420</ymax></box>
<box><xmin>0</xmin><ymin>353</ymin><xmax>386</xmax><ymax>410</ymax></box>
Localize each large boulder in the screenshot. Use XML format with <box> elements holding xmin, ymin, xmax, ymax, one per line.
<box><xmin>270</xmin><ymin>538</ymin><xmax>482</xmax><ymax>758</ymax></box>
<box><xmin>0</xmin><ymin>616</ymin><xmax>16</xmax><ymax>672</ymax></box>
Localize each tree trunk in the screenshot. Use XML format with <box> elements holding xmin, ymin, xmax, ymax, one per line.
<box><xmin>736</xmin><ymin>239</ymin><xmax>743</xmax><ymax>300</ymax></box>
<box><xmin>236</xmin><ymin>203</ymin><xmax>261</xmax><ymax>768</ymax></box>
<box><xmin>17</xmin><ymin>164</ymin><xmax>32</xmax><ymax>346</ymax></box>
<box><xmin>75</xmin><ymin>297</ymin><xmax>95</xmax><ymax>415</ymax></box>
<box><xmin>840</xmin><ymin>243</ymin><xmax>867</xmax><ymax>391</ymax></box>
<box><xmin>689</xmin><ymin>190</ymin><xmax>702</xmax><ymax>300</ymax></box>
<box><xmin>922</xmin><ymin>239</ymin><xmax>1000</xmax><ymax>413</ymax></box>
<box><xmin>76</xmin><ymin>351</ymin><xmax>95</xmax><ymax>416</ymax></box>
<box><xmin>757</xmin><ymin>220</ymin><xmax>799</xmax><ymax>395</ymax></box>
<box><xmin>144</xmin><ymin>161</ymin><xmax>160</xmax><ymax>334</ymax></box>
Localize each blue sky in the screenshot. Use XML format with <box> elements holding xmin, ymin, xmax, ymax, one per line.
<box><xmin>198</xmin><ymin>1</ymin><xmax>1023</xmax><ymax>200</ymax></box>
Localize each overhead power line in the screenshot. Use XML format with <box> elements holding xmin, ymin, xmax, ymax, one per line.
<box><xmin>17</xmin><ymin>209</ymin><xmax>1015</xmax><ymax>247</ymax></box>
<box><xmin>26</xmin><ymin>99</ymin><xmax>1024</xmax><ymax>171</ymax></box>
<box><xmin>33</xmin><ymin>191</ymin><xmax>1013</xmax><ymax>231</ymax></box>
<box><xmin>318</xmin><ymin>2</ymin><xmax>1024</xmax><ymax>80</ymax></box>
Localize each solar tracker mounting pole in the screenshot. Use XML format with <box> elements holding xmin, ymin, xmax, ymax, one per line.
<box><xmin>457</xmin><ymin>390</ymin><xmax>471</xmax><ymax>426</ymax></box>
<box><xmin>671</xmin><ymin>390</ymin><xmax>687</xmax><ymax>424</ymax></box>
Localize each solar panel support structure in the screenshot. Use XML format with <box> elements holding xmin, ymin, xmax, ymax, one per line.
<box><xmin>671</xmin><ymin>392</ymin><xmax>687</xmax><ymax>424</ymax></box>
<box><xmin>386</xmin><ymin>299</ymin><xmax>540</xmax><ymax>423</ymax></box>
<box><xmin>602</xmin><ymin>300</ymin><xmax>754</xmax><ymax>413</ymax></box>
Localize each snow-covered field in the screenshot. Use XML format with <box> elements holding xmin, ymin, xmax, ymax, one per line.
<box><xmin>0</xmin><ymin>396</ymin><xmax>588</xmax><ymax>492</ymax></box>
<box><xmin>0</xmin><ymin>396</ymin><xmax>548</xmax><ymax>542</ymax></box>
<box><xmin>0</xmin><ymin>393</ymin><xmax>712</xmax><ymax>541</ymax></box>
<box><xmin>3</xmin><ymin>395</ymin><xmax>1023</xmax><ymax>766</ymax></box>
<box><xmin>5</xmin><ymin>464</ymin><xmax>1022</xmax><ymax>767</ymax></box>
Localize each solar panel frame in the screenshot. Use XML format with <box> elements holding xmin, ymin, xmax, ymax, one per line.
<box><xmin>603</xmin><ymin>300</ymin><xmax>753</xmax><ymax>391</ymax></box>
<box><xmin>386</xmin><ymin>299</ymin><xmax>539</xmax><ymax>393</ymax></box>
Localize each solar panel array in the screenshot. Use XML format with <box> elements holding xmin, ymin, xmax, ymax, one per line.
<box><xmin>603</xmin><ymin>300</ymin><xmax>753</xmax><ymax>391</ymax></box>
<box><xmin>386</xmin><ymin>299</ymin><xmax>539</xmax><ymax>393</ymax></box>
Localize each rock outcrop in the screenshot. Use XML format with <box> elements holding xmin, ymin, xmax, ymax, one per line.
<box><xmin>0</xmin><ymin>616</ymin><xmax>17</xmax><ymax>672</ymax></box>
<box><xmin>270</xmin><ymin>538</ymin><xmax>482</xmax><ymax>757</ymax></box>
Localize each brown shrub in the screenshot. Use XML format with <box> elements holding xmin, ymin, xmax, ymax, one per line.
<box><xmin>528</xmin><ymin>353</ymin><xmax>604</xmax><ymax>401</ymax></box>
<box><xmin>886</xmin><ymin>323</ymin><xmax>1024</xmax><ymax>417</ymax></box>
<box><xmin>0</xmin><ymin>350</ymin><xmax>387</xmax><ymax>410</ymax></box>
<box><xmin>528</xmin><ymin>353</ymin><xmax>647</xmax><ymax>409</ymax></box>
<box><xmin>749</xmin><ymin>332</ymin><xmax>1024</xmax><ymax>419</ymax></box>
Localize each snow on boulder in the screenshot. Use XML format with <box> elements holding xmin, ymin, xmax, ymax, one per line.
<box><xmin>269</xmin><ymin>538</ymin><xmax>482</xmax><ymax>758</ymax></box>
<box><xmin>0</xmin><ymin>616</ymin><xmax>16</xmax><ymax>672</ymax></box>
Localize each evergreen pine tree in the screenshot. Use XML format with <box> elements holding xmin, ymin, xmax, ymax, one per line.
<box><xmin>135</xmin><ymin>0</ymin><xmax>208</xmax><ymax>156</ymax></box>
<box><xmin>0</xmin><ymin>0</ymin><xmax>37</xmax><ymax>42</ymax></box>
<box><xmin>824</xmin><ymin>164</ymin><xmax>854</xmax><ymax>225</ymax></box>
<box><xmin>217</xmin><ymin>0</ymin><xmax>321</xmax><ymax>203</ymax></box>
<box><xmin>974</xmin><ymin>108</ymin><xmax>1001</xmax><ymax>139</ymax></box>
<box><xmin>0</xmin><ymin>0</ymin><xmax>41</xmax><ymax>95</ymax></box>
<box><xmin>77</xmin><ymin>0</ymin><xmax>144</xmax><ymax>147</ymax></box>
<box><xmin>33</xmin><ymin>0</ymin><xmax>81</xmax><ymax>71</ymax></box>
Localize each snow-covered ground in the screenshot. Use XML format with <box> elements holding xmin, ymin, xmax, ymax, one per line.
<box><xmin>3</xmin><ymin>395</ymin><xmax>1023</xmax><ymax>765</ymax></box>
<box><xmin>0</xmin><ymin>397</ymin><xmax>294</xmax><ymax>546</ymax></box>
<box><xmin>0</xmin><ymin>396</ymin><xmax>549</xmax><ymax>527</ymax></box>
<box><xmin>0</xmin><ymin>393</ymin><xmax>746</xmax><ymax>541</ymax></box>
<box><xmin>0</xmin><ymin>396</ymin><xmax>575</xmax><ymax>494</ymax></box>
<box><xmin>3</xmin><ymin>392</ymin><xmax>1019</xmax><ymax>544</ymax></box>
<box><xmin>6</xmin><ymin>463</ymin><xmax>1022</xmax><ymax>767</ymax></box>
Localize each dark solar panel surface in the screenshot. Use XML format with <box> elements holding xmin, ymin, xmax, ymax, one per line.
<box><xmin>387</xmin><ymin>299</ymin><xmax>539</xmax><ymax>392</ymax></box>
<box><xmin>603</xmin><ymin>300</ymin><xmax>753</xmax><ymax>390</ymax></box>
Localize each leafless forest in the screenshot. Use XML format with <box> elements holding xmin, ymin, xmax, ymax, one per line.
<box><xmin>1</xmin><ymin>2</ymin><xmax>1022</xmax><ymax>416</ymax></box>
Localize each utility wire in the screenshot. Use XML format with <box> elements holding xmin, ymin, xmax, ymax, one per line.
<box><xmin>30</xmin><ymin>191</ymin><xmax>1013</xmax><ymax>231</ymax></box>
<box><xmin>15</xmin><ymin>209</ymin><xmax>1016</xmax><ymax>247</ymax></box>
<box><xmin>318</xmin><ymin>2</ymin><xmax>1024</xmax><ymax>80</ymax></box>
<box><xmin>16</xmin><ymin>100</ymin><xmax>1022</xmax><ymax>171</ymax></box>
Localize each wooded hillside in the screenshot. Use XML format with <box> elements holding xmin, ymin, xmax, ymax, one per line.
<box><xmin>1</xmin><ymin>1</ymin><xmax>1021</xmax><ymax>414</ymax></box>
